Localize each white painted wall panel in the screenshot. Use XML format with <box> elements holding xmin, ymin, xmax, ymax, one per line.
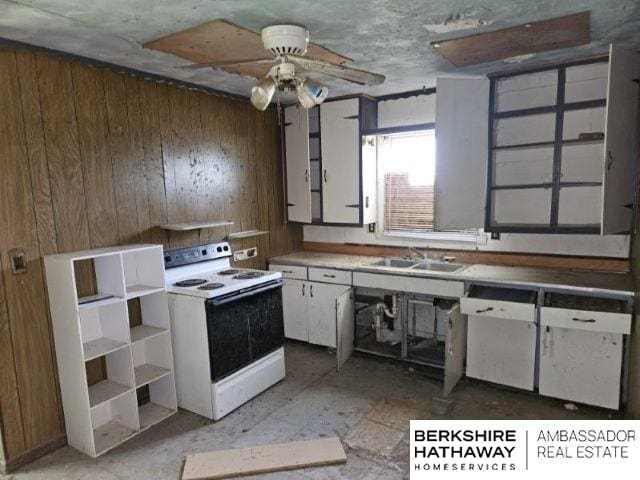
<box><xmin>493</xmin><ymin>146</ymin><xmax>554</xmax><ymax>185</ymax></box>
<box><xmin>493</xmin><ymin>188</ymin><xmax>552</xmax><ymax>225</ymax></box>
<box><xmin>565</xmin><ymin>62</ymin><xmax>608</xmax><ymax>103</ymax></box>
<box><xmin>496</xmin><ymin>70</ymin><xmax>557</xmax><ymax>111</ymax></box>
<box><xmin>560</xmin><ymin>142</ymin><xmax>604</xmax><ymax>183</ymax></box>
<box><xmin>558</xmin><ymin>186</ymin><xmax>602</xmax><ymax>226</ymax></box>
<box><xmin>377</xmin><ymin>94</ymin><xmax>436</xmax><ymax>128</ymax></box>
<box><xmin>562</xmin><ymin>106</ymin><xmax>605</xmax><ymax>140</ymax></box>
<box><xmin>495</xmin><ymin>113</ymin><xmax>556</xmax><ymax>146</ymax></box>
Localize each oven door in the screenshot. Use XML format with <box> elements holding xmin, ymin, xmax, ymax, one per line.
<box><xmin>205</xmin><ymin>281</ymin><xmax>284</xmax><ymax>382</ymax></box>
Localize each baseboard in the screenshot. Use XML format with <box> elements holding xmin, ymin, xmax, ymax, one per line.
<box><xmin>1</xmin><ymin>434</ymin><xmax>66</xmax><ymax>474</ymax></box>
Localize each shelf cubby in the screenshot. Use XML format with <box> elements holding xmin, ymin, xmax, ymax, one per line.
<box><xmin>132</xmin><ymin>332</ymin><xmax>173</xmax><ymax>387</ymax></box>
<box><xmin>80</xmin><ymin>300</ymin><xmax>129</xmax><ymax>361</ymax></box>
<box><xmin>44</xmin><ymin>244</ymin><xmax>176</xmax><ymax>458</ymax></box>
<box><xmin>128</xmin><ymin>291</ymin><xmax>170</xmax><ymax>344</ymax></box>
<box><xmin>123</xmin><ymin>248</ymin><xmax>165</xmax><ymax>299</ymax></box>
<box><xmin>91</xmin><ymin>390</ymin><xmax>139</xmax><ymax>456</ymax></box>
<box><xmin>137</xmin><ymin>373</ymin><xmax>177</xmax><ymax>430</ymax></box>
<box><xmin>74</xmin><ymin>253</ymin><xmax>126</xmax><ymax>303</ymax></box>
<box><xmin>87</xmin><ymin>347</ymin><xmax>134</xmax><ymax>409</ymax></box>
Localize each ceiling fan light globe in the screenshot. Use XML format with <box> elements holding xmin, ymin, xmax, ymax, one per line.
<box><xmin>250</xmin><ymin>77</ymin><xmax>276</xmax><ymax>110</ymax></box>
<box><xmin>297</xmin><ymin>79</ymin><xmax>329</xmax><ymax>109</ymax></box>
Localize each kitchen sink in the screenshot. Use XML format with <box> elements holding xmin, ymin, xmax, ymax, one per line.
<box><xmin>370</xmin><ymin>258</ymin><xmax>419</xmax><ymax>268</ymax></box>
<box><xmin>412</xmin><ymin>262</ymin><xmax>465</xmax><ymax>273</ymax></box>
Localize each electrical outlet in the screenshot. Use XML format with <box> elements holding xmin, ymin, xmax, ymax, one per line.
<box><xmin>490</xmin><ymin>232</ymin><xmax>501</xmax><ymax>240</ymax></box>
<box><xmin>234</xmin><ymin>247</ymin><xmax>258</xmax><ymax>261</ymax></box>
<box><xmin>8</xmin><ymin>248</ymin><xmax>26</xmax><ymax>274</ymax></box>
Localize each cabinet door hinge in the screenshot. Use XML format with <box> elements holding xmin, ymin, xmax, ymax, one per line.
<box><xmin>345</xmin><ymin>204</ymin><xmax>359</xmax><ymax>208</ymax></box>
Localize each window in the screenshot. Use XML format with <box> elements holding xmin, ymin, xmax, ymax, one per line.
<box><xmin>378</xmin><ymin>129</ymin><xmax>477</xmax><ymax>240</ymax></box>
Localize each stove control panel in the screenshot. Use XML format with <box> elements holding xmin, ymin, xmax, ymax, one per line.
<box><xmin>164</xmin><ymin>242</ymin><xmax>231</xmax><ymax>269</ymax></box>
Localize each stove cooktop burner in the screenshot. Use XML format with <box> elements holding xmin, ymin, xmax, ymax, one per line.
<box><xmin>217</xmin><ymin>269</ymin><xmax>242</xmax><ymax>276</ymax></box>
<box><xmin>197</xmin><ymin>282</ymin><xmax>225</xmax><ymax>291</ymax></box>
<box><xmin>233</xmin><ymin>271</ymin><xmax>266</xmax><ymax>280</ymax></box>
<box><xmin>173</xmin><ymin>278</ymin><xmax>207</xmax><ymax>287</ymax></box>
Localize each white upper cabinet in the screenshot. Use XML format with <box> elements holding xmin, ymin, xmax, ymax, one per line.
<box><xmin>284</xmin><ymin>106</ymin><xmax>311</xmax><ymax>223</ymax></box>
<box><xmin>602</xmin><ymin>45</ymin><xmax>640</xmax><ymax>234</ymax></box>
<box><xmin>320</xmin><ymin>99</ymin><xmax>361</xmax><ymax>224</ymax></box>
<box><xmin>483</xmin><ymin>45</ymin><xmax>640</xmax><ymax>235</ymax></box>
<box><xmin>434</xmin><ymin>77</ymin><xmax>490</xmax><ymax>230</ymax></box>
<box><xmin>283</xmin><ymin>97</ymin><xmax>377</xmax><ymax>226</ymax></box>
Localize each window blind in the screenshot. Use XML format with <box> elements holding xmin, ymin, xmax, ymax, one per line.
<box><xmin>384</xmin><ymin>173</ymin><xmax>435</xmax><ymax>233</ymax></box>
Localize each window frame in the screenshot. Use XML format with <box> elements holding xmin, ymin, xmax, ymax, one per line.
<box><xmin>371</xmin><ymin>125</ymin><xmax>479</xmax><ymax>243</ymax></box>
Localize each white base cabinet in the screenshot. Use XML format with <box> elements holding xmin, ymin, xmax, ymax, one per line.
<box><xmin>282</xmin><ymin>280</ymin><xmax>350</xmax><ymax>349</ymax></box>
<box><xmin>461</xmin><ymin>286</ymin><xmax>538</xmax><ymax>391</ymax></box>
<box><xmin>538</xmin><ymin>293</ymin><xmax>631</xmax><ymax>409</ymax></box>
<box><xmin>466</xmin><ymin>316</ymin><xmax>537</xmax><ymax>391</ymax></box>
<box><xmin>539</xmin><ymin>327</ymin><xmax>623</xmax><ymax>409</ymax></box>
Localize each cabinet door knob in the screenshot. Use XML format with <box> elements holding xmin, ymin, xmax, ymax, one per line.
<box><xmin>302</xmin><ymin>283</ymin><xmax>305</xmax><ymax>296</ymax></box>
<box><xmin>310</xmin><ymin>285</ymin><xmax>314</xmax><ymax>298</ymax></box>
<box><xmin>304</xmin><ymin>169</ymin><xmax>309</xmax><ymax>183</ymax></box>
<box><xmin>323</xmin><ymin>169</ymin><xmax>327</xmax><ymax>183</ymax></box>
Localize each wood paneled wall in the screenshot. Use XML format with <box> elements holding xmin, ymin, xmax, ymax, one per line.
<box><xmin>0</xmin><ymin>45</ymin><xmax>301</xmax><ymax>467</ymax></box>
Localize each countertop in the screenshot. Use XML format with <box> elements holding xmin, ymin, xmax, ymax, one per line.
<box><xmin>268</xmin><ymin>251</ymin><xmax>634</xmax><ymax>297</ymax></box>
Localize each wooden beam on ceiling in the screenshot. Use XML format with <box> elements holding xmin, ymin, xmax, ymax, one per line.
<box><xmin>432</xmin><ymin>11</ymin><xmax>591</xmax><ymax>67</ymax></box>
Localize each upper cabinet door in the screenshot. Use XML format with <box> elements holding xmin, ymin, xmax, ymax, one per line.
<box><xmin>601</xmin><ymin>45</ymin><xmax>640</xmax><ymax>235</ymax></box>
<box><xmin>320</xmin><ymin>99</ymin><xmax>361</xmax><ymax>224</ymax></box>
<box><xmin>284</xmin><ymin>106</ymin><xmax>312</xmax><ymax>223</ymax></box>
<box><xmin>434</xmin><ymin>77</ymin><xmax>490</xmax><ymax>230</ymax></box>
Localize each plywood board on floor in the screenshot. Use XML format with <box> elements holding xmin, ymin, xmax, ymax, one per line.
<box><xmin>181</xmin><ymin>437</ymin><xmax>347</xmax><ymax>480</ymax></box>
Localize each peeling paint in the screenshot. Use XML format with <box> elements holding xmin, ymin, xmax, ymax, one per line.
<box><xmin>423</xmin><ymin>13</ymin><xmax>493</xmax><ymax>34</ymax></box>
<box><xmin>503</xmin><ymin>53</ymin><xmax>537</xmax><ymax>63</ymax></box>
<box><xmin>0</xmin><ymin>0</ymin><xmax>640</xmax><ymax>98</ymax></box>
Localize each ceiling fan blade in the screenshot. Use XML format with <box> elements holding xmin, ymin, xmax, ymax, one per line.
<box><xmin>178</xmin><ymin>58</ymin><xmax>276</xmax><ymax>70</ymax></box>
<box><xmin>288</xmin><ymin>56</ymin><xmax>385</xmax><ymax>86</ymax></box>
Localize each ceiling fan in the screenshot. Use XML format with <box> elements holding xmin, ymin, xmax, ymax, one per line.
<box><xmin>175</xmin><ymin>24</ymin><xmax>386</xmax><ymax>111</ymax></box>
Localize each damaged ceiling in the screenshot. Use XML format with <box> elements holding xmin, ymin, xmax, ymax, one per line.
<box><xmin>1</xmin><ymin>0</ymin><xmax>640</xmax><ymax>99</ymax></box>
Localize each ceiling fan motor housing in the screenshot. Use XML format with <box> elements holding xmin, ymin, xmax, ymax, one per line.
<box><xmin>261</xmin><ymin>25</ymin><xmax>309</xmax><ymax>56</ymax></box>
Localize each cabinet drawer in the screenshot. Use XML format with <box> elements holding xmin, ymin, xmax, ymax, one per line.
<box><xmin>541</xmin><ymin>293</ymin><xmax>631</xmax><ymax>334</ymax></box>
<box><xmin>461</xmin><ymin>286</ymin><xmax>536</xmax><ymax>323</ymax></box>
<box><xmin>268</xmin><ymin>264</ymin><xmax>307</xmax><ymax>280</ymax></box>
<box><xmin>353</xmin><ymin>272</ymin><xmax>463</xmax><ymax>298</ymax></box>
<box><xmin>308</xmin><ymin>267</ymin><xmax>351</xmax><ymax>285</ymax></box>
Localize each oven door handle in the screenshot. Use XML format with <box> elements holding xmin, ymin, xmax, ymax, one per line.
<box><xmin>207</xmin><ymin>280</ymin><xmax>283</xmax><ymax>306</ymax></box>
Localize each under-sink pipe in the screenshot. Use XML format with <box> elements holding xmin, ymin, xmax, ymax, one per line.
<box><xmin>373</xmin><ymin>294</ymin><xmax>397</xmax><ymax>342</ymax></box>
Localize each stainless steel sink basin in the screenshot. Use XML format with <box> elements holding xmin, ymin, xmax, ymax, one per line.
<box><xmin>370</xmin><ymin>258</ymin><xmax>419</xmax><ymax>268</ymax></box>
<box><xmin>412</xmin><ymin>261</ymin><xmax>465</xmax><ymax>273</ymax></box>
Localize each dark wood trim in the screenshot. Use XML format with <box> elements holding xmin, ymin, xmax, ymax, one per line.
<box><xmin>375</xmin><ymin>87</ymin><xmax>436</xmax><ymax>101</ymax></box>
<box><xmin>550</xmin><ymin>66</ymin><xmax>566</xmax><ymax>227</ymax></box>
<box><xmin>1</xmin><ymin>434</ymin><xmax>66</xmax><ymax>474</ymax></box>
<box><xmin>361</xmin><ymin>122</ymin><xmax>435</xmax><ymax>136</ymax></box>
<box><xmin>487</xmin><ymin>54</ymin><xmax>609</xmax><ymax>79</ymax></box>
<box><xmin>302</xmin><ymin>241</ymin><xmax>630</xmax><ymax>272</ymax></box>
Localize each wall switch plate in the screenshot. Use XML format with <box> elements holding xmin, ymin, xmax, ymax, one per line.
<box><xmin>234</xmin><ymin>247</ymin><xmax>258</xmax><ymax>261</ymax></box>
<box><xmin>368</xmin><ymin>223</ymin><xmax>376</xmax><ymax>233</ymax></box>
<box><xmin>490</xmin><ymin>232</ymin><xmax>500</xmax><ymax>240</ymax></box>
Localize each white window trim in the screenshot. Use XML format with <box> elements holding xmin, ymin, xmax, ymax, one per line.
<box><xmin>374</xmin><ymin>129</ymin><xmax>479</xmax><ymax>244</ymax></box>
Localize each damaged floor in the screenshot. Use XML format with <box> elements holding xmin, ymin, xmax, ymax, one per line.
<box><xmin>2</xmin><ymin>342</ymin><xmax>612</xmax><ymax>480</ymax></box>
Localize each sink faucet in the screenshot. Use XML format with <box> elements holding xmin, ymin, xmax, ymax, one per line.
<box><xmin>408</xmin><ymin>246</ymin><xmax>428</xmax><ymax>261</ymax></box>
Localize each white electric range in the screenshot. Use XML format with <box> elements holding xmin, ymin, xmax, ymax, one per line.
<box><xmin>164</xmin><ymin>241</ymin><xmax>285</xmax><ymax>420</ymax></box>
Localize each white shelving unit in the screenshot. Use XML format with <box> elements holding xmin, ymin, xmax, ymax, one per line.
<box><xmin>44</xmin><ymin>244</ymin><xmax>177</xmax><ymax>458</ymax></box>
